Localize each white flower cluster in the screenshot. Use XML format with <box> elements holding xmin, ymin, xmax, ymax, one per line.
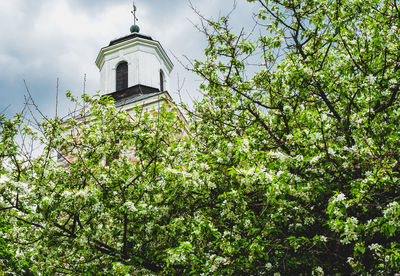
<box><xmin>331</xmin><ymin>193</ymin><xmax>346</xmax><ymax>203</ymax></box>
<box><xmin>340</xmin><ymin>217</ymin><xmax>359</xmax><ymax>244</ymax></box>
<box><xmin>268</xmin><ymin>151</ymin><xmax>289</xmax><ymax>162</ymax></box>
<box><xmin>312</xmin><ymin>266</ymin><xmax>324</xmax><ymax>276</ymax></box>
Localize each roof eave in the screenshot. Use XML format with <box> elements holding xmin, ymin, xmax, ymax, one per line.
<box><xmin>95</xmin><ymin>35</ymin><xmax>174</xmax><ymax>72</ymax></box>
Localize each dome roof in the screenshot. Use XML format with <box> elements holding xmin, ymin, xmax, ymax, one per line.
<box><xmin>130</xmin><ymin>24</ymin><xmax>140</xmax><ymax>33</ymax></box>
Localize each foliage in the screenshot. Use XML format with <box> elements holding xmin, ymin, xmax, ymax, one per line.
<box><xmin>1</xmin><ymin>0</ymin><xmax>400</xmax><ymax>274</ymax></box>
<box><xmin>0</xmin><ymin>95</ymin><xmax>187</xmax><ymax>274</ymax></box>
<box><xmin>0</xmin><ymin>217</ymin><xmax>11</xmax><ymax>274</ymax></box>
<box><xmin>0</xmin><ymin>114</ymin><xmax>30</xmax><ymax>275</ymax></box>
<box><xmin>184</xmin><ymin>0</ymin><xmax>400</xmax><ymax>274</ymax></box>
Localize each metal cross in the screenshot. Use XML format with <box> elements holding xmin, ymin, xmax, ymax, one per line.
<box><xmin>131</xmin><ymin>1</ymin><xmax>138</xmax><ymax>23</ymax></box>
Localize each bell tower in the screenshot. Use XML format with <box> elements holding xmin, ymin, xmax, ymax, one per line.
<box><xmin>95</xmin><ymin>3</ymin><xmax>174</xmax><ymax>109</ymax></box>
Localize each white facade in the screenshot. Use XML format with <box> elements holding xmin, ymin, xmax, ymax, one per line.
<box><xmin>95</xmin><ymin>35</ymin><xmax>174</xmax><ymax>94</ymax></box>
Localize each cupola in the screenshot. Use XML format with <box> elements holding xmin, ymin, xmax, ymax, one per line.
<box><xmin>95</xmin><ymin>3</ymin><xmax>173</xmax><ymax>97</ymax></box>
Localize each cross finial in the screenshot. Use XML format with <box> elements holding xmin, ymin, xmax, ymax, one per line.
<box><xmin>131</xmin><ymin>1</ymin><xmax>138</xmax><ymax>24</ymax></box>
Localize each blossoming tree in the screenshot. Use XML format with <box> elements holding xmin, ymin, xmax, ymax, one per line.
<box><xmin>1</xmin><ymin>0</ymin><xmax>400</xmax><ymax>274</ymax></box>
<box><xmin>180</xmin><ymin>0</ymin><xmax>400</xmax><ymax>274</ymax></box>
<box><xmin>0</xmin><ymin>94</ymin><xmax>188</xmax><ymax>274</ymax></box>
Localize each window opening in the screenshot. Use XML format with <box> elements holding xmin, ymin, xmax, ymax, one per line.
<box><xmin>160</xmin><ymin>69</ymin><xmax>165</xmax><ymax>91</ymax></box>
<box><xmin>116</xmin><ymin>62</ymin><xmax>128</xmax><ymax>91</ymax></box>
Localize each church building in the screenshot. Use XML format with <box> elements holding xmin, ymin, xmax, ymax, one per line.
<box><xmin>58</xmin><ymin>6</ymin><xmax>184</xmax><ymax>165</ymax></box>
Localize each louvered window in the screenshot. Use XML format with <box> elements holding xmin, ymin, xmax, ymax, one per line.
<box><xmin>116</xmin><ymin>62</ymin><xmax>128</xmax><ymax>91</ymax></box>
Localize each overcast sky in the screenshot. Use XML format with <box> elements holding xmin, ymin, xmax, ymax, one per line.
<box><xmin>0</xmin><ymin>0</ymin><xmax>259</xmax><ymax>118</ymax></box>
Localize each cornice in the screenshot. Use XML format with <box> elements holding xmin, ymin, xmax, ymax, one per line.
<box><xmin>95</xmin><ymin>36</ymin><xmax>174</xmax><ymax>72</ymax></box>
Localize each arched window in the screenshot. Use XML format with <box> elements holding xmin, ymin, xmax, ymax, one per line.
<box><xmin>160</xmin><ymin>69</ymin><xmax>165</xmax><ymax>91</ymax></box>
<box><xmin>116</xmin><ymin>62</ymin><xmax>128</xmax><ymax>91</ymax></box>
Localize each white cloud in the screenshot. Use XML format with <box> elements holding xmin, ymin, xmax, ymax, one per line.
<box><xmin>0</xmin><ymin>0</ymin><xmax>259</xmax><ymax>116</ymax></box>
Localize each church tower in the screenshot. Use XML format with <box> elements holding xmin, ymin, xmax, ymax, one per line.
<box><xmin>58</xmin><ymin>5</ymin><xmax>183</xmax><ymax>165</ymax></box>
<box><xmin>95</xmin><ymin>3</ymin><xmax>174</xmax><ymax>111</ymax></box>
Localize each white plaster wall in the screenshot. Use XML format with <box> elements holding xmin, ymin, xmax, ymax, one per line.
<box><xmin>97</xmin><ymin>38</ymin><xmax>172</xmax><ymax>94</ymax></box>
<box><xmin>119</xmin><ymin>93</ymin><xmax>168</xmax><ymax>115</ymax></box>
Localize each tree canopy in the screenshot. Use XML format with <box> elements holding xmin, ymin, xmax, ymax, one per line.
<box><xmin>1</xmin><ymin>0</ymin><xmax>400</xmax><ymax>274</ymax></box>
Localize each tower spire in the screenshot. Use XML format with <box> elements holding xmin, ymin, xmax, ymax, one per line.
<box><xmin>130</xmin><ymin>1</ymin><xmax>140</xmax><ymax>33</ymax></box>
